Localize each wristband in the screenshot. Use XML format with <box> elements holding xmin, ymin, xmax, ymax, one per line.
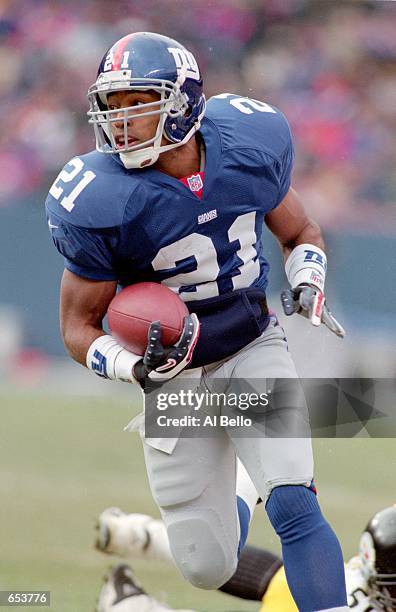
<box><xmin>86</xmin><ymin>335</ymin><xmax>141</xmax><ymax>383</ymax></box>
<box><xmin>285</xmin><ymin>243</ymin><xmax>327</xmax><ymax>291</ymax></box>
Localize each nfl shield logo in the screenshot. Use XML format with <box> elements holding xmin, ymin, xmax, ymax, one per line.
<box><xmin>187</xmin><ymin>174</ymin><xmax>203</xmax><ymax>192</ymax></box>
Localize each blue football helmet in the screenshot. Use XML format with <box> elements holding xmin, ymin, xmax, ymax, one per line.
<box><xmin>87</xmin><ymin>32</ymin><xmax>206</xmax><ymax>169</ymax></box>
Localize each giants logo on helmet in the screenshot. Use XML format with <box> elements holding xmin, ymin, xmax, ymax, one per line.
<box><xmin>168</xmin><ymin>47</ymin><xmax>200</xmax><ymax>81</ymax></box>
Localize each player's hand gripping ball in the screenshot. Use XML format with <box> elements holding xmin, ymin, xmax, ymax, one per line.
<box><xmin>107</xmin><ymin>282</ymin><xmax>200</xmax><ymax>388</ymax></box>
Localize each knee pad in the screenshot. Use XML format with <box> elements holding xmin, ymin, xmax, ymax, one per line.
<box><xmin>167</xmin><ymin>517</ymin><xmax>238</xmax><ymax>589</ymax></box>
<box><xmin>266</xmin><ymin>485</ymin><xmax>326</xmax><ymax>543</ymax></box>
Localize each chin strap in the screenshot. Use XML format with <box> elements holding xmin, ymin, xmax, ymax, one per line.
<box><xmin>119</xmin><ymin>122</ymin><xmax>203</xmax><ymax>169</ymax></box>
<box><xmin>120</xmin><ymin>147</ymin><xmax>160</xmax><ymax>169</ymax></box>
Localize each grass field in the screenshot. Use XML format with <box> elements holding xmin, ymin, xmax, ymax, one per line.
<box><xmin>1</xmin><ymin>388</ymin><xmax>395</xmax><ymax>611</ymax></box>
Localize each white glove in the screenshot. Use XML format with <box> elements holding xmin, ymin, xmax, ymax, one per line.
<box><xmin>281</xmin><ymin>284</ymin><xmax>345</xmax><ymax>338</ymax></box>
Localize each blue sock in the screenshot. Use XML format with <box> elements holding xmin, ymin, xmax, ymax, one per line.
<box><xmin>237</xmin><ymin>495</ymin><xmax>250</xmax><ymax>557</ymax></box>
<box><xmin>266</xmin><ymin>485</ymin><xmax>347</xmax><ymax>612</ymax></box>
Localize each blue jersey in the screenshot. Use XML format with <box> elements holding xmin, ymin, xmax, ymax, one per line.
<box><xmin>46</xmin><ymin>94</ymin><xmax>294</xmax><ymax>365</ymax></box>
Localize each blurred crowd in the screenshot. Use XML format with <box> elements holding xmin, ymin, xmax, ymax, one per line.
<box><xmin>1</xmin><ymin>0</ymin><xmax>396</xmax><ymax>230</ymax></box>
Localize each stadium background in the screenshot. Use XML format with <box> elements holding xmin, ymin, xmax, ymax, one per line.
<box><xmin>0</xmin><ymin>1</ymin><xmax>395</xmax><ymax>610</ymax></box>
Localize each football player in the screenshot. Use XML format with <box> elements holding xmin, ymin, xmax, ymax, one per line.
<box><xmin>46</xmin><ymin>32</ymin><xmax>347</xmax><ymax>611</ymax></box>
<box><xmin>95</xmin><ymin>505</ymin><xmax>396</xmax><ymax>612</ymax></box>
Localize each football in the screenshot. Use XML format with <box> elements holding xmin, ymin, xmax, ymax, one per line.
<box><xmin>107</xmin><ymin>282</ymin><xmax>189</xmax><ymax>355</ymax></box>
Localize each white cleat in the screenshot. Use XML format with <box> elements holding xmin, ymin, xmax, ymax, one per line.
<box><xmin>96</xmin><ymin>563</ymin><xmax>174</xmax><ymax>612</ymax></box>
<box><xmin>96</xmin><ymin>507</ymin><xmax>172</xmax><ymax>563</ymax></box>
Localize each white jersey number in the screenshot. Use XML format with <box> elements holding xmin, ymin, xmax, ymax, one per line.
<box><xmin>152</xmin><ymin>212</ymin><xmax>260</xmax><ymax>300</ymax></box>
<box><xmin>49</xmin><ymin>158</ymin><xmax>96</xmax><ymax>212</ymax></box>
<box><xmin>213</xmin><ymin>93</ymin><xmax>276</xmax><ymax>115</ymax></box>
<box><xmin>152</xmin><ymin>233</ymin><xmax>219</xmax><ymax>300</ymax></box>
<box><xmin>228</xmin><ymin>212</ymin><xmax>260</xmax><ymax>290</ymax></box>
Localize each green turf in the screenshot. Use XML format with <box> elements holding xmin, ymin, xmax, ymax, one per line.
<box><xmin>0</xmin><ymin>389</ymin><xmax>395</xmax><ymax>611</ymax></box>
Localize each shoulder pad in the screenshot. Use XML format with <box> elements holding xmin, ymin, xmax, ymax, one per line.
<box><xmin>45</xmin><ymin>151</ymin><xmax>141</xmax><ymax>229</ymax></box>
<box><xmin>206</xmin><ymin>93</ymin><xmax>292</xmax><ymax>159</ymax></box>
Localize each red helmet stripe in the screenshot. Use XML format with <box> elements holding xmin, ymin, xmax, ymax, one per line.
<box><xmin>112</xmin><ymin>33</ymin><xmax>136</xmax><ymax>71</ymax></box>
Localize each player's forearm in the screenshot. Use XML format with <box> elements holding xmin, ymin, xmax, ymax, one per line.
<box><xmin>282</xmin><ymin>218</ymin><xmax>325</xmax><ymax>262</ymax></box>
<box><xmin>62</xmin><ymin>323</ymin><xmax>106</xmax><ymax>367</ymax></box>
<box><xmin>63</xmin><ymin>323</ymin><xmax>142</xmax><ymax>382</ymax></box>
<box><xmin>265</xmin><ymin>188</ymin><xmax>325</xmax><ymax>262</ymax></box>
<box><xmin>59</xmin><ymin>270</ymin><xmax>122</xmax><ymax>371</ymax></box>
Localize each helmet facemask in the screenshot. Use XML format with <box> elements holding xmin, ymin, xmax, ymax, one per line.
<box><xmin>368</xmin><ymin>573</ymin><xmax>396</xmax><ymax>610</ymax></box>
<box><xmin>360</xmin><ymin>527</ymin><xmax>396</xmax><ymax>611</ymax></box>
<box><xmin>87</xmin><ymin>70</ymin><xmax>202</xmax><ymax>168</ymax></box>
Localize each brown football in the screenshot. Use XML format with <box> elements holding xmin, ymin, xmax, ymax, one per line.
<box><xmin>107</xmin><ymin>282</ymin><xmax>189</xmax><ymax>355</ymax></box>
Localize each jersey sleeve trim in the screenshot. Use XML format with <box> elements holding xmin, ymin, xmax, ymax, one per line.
<box><xmin>277</xmin><ymin>174</ymin><xmax>292</xmax><ymax>206</ymax></box>
<box><xmin>64</xmin><ymin>258</ymin><xmax>118</xmax><ymax>281</ymax></box>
